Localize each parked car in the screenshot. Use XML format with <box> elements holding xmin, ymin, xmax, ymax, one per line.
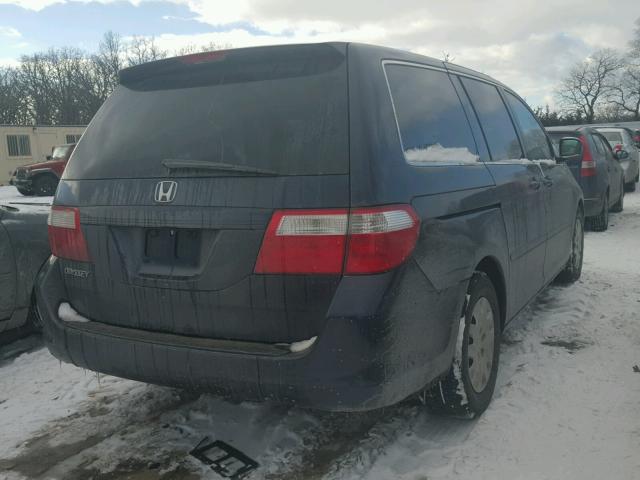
<box><xmin>596</xmin><ymin>127</ymin><xmax>639</xmax><ymax>191</ymax></box>
<box><xmin>36</xmin><ymin>43</ymin><xmax>584</xmax><ymax>417</ymax></box>
<box><xmin>546</xmin><ymin>126</ymin><xmax>625</xmax><ymax>231</ymax></box>
<box><xmin>10</xmin><ymin>143</ymin><xmax>76</xmax><ymax>196</ymax></box>
<box><xmin>0</xmin><ymin>200</ymin><xmax>50</xmax><ymax>340</ymax></box>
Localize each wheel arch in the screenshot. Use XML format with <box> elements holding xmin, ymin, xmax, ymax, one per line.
<box><xmin>474</xmin><ymin>256</ymin><xmax>506</xmax><ymax>331</ymax></box>
<box><xmin>30</xmin><ymin>170</ymin><xmax>59</xmax><ymax>181</ymax></box>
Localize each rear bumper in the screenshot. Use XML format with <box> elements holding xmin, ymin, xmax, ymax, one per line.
<box><xmin>36</xmin><ymin>256</ymin><xmax>465</xmax><ymax>411</ymax></box>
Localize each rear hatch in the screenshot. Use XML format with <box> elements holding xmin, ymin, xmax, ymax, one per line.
<box><xmin>56</xmin><ymin>43</ymin><xmax>350</xmax><ymax>343</ymax></box>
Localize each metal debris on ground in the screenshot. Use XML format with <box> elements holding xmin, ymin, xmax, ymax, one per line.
<box><xmin>189</xmin><ymin>437</ymin><xmax>259</xmax><ymax>479</ymax></box>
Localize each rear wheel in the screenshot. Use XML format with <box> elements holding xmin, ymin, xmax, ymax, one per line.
<box><xmin>625</xmin><ymin>181</ymin><xmax>636</xmax><ymax>192</ymax></box>
<box><xmin>589</xmin><ymin>193</ymin><xmax>609</xmax><ymax>232</ymax></box>
<box><xmin>424</xmin><ymin>272</ymin><xmax>500</xmax><ymax>418</ymax></box>
<box><xmin>16</xmin><ymin>187</ymin><xmax>32</xmax><ymax>196</ymax></box>
<box><xmin>555</xmin><ymin>211</ymin><xmax>584</xmax><ymax>284</ymax></box>
<box><xmin>32</xmin><ymin>174</ymin><xmax>58</xmax><ymax>196</ymax></box>
<box><xmin>611</xmin><ymin>182</ymin><xmax>624</xmax><ymax>212</ymax></box>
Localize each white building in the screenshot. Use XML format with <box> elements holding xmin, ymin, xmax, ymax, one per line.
<box><xmin>0</xmin><ymin>124</ymin><xmax>86</xmax><ymax>186</ymax></box>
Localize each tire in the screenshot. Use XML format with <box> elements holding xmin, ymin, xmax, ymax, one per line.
<box><xmin>424</xmin><ymin>272</ymin><xmax>501</xmax><ymax>418</ymax></box>
<box><xmin>16</xmin><ymin>187</ymin><xmax>32</xmax><ymax>196</ymax></box>
<box><xmin>25</xmin><ymin>292</ymin><xmax>42</xmax><ymax>331</ymax></box>
<box><xmin>32</xmin><ymin>174</ymin><xmax>58</xmax><ymax>196</ymax></box>
<box><xmin>555</xmin><ymin>211</ymin><xmax>584</xmax><ymax>284</ymax></box>
<box><xmin>611</xmin><ymin>182</ymin><xmax>624</xmax><ymax>213</ymax></box>
<box><xmin>625</xmin><ymin>181</ymin><xmax>636</xmax><ymax>192</ymax></box>
<box><xmin>588</xmin><ymin>193</ymin><xmax>609</xmax><ymax>232</ymax></box>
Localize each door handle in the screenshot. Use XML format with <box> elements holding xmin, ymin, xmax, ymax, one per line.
<box><xmin>529</xmin><ymin>179</ymin><xmax>541</xmax><ymax>190</ymax></box>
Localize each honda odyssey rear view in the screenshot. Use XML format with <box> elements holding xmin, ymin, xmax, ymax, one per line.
<box><xmin>36</xmin><ymin>43</ymin><xmax>583</xmax><ymax>416</ymax></box>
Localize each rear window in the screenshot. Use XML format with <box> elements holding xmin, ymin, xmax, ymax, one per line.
<box><xmin>599</xmin><ymin>131</ymin><xmax>623</xmax><ymax>147</ymax></box>
<box><xmin>384</xmin><ymin>64</ymin><xmax>480</xmax><ymax>165</ymax></box>
<box><xmin>64</xmin><ymin>45</ymin><xmax>348</xmax><ymax>179</ymax></box>
<box><xmin>52</xmin><ymin>145</ymin><xmax>72</xmax><ymax>159</ymax></box>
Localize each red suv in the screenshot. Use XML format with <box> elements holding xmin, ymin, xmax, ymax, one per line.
<box><xmin>10</xmin><ymin>143</ymin><xmax>76</xmax><ymax>196</ymax></box>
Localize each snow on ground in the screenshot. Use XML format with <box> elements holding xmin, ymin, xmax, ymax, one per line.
<box><xmin>0</xmin><ymin>186</ymin><xmax>52</xmax><ymax>217</ymax></box>
<box><xmin>1</xmin><ymin>191</ymin><xmax>639</xmax><ymax>479</ymax></box>
<box><xmin>0</xmin><ymin>185</ymin><xmax>53</xmax><ymax>206</ymax></box>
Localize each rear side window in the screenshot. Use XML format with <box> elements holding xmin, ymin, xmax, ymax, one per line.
<box><xmin>461</xmin><ymin>78</ymin><xmax>523</xmax><ymax>161</ymax></box>
<box><xmin>599</xmin><ymin>131</ymin><xmax>623</xmax><ymax>147</ymax></box>
<box><xmin>384</xmin><ymin>64</ymin><xmax>479</xmax><ymax>165</ymax></box>
<box><xmin>504</xmin><ymin>92</ymin><xmax>553</xmax><ymax>160</ymax></box>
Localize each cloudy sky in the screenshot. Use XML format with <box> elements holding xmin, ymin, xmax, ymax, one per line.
<box><xmin>0</xmin><ymin>0</ymin><xmax>638</xmax><ymax>106</ymax></box>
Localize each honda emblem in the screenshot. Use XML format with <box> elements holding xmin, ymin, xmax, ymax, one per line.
<box><xmin>154</xmin><ymin>181</ymin><xmax>177</xmax><ymax>203</ymax></box>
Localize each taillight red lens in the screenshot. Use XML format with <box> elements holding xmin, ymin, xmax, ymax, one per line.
<box><xmin>579</xmin><ymin>136</ymin><xmax>596</xmax><ymax>177</ymax></box>
<box><xmin>48</xmin><ymin>206</ymin><xmax>91</xmax><ymax>262</ymax></box>
<box><xmin>254</xmin><ymin>205</ymin><xmax>420</xmax><ymax>275</ymax></box>
<box><xmin>254</xmin><ymin>209</ymin><xmax>348</xmax><ymax>274</ymax></box>
<box><xmin>345</xmin><ymin>206</ymin><xmax>420</xmax><ymax>274</ymax></box>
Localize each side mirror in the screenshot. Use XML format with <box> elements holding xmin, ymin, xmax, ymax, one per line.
<box><xmin>558</xmin><ymin>137</ymin><xmax>582</xmax><ymax>161</ymax></box>
<box><xmin>46</xmin><ymin>155</ymin><xmax>52</xmax><ymax>161</ymax></box>
<box><xmin>614</xmin><ymin>149</ymin><xmax>629</xmax><ymax>160</ymax></box>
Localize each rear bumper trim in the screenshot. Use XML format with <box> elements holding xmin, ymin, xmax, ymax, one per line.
<box><xmin>62</xmin><ymin>312</ymin><xmax>296</xmax><ymax>357</ymax></box>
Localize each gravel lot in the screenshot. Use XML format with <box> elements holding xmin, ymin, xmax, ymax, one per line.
<box><xmin>0</xmin><ymin>186</ymin><xmax>639</xmax><ymax>480</ymax></box>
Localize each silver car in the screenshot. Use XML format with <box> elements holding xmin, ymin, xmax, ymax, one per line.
<box><xmin>596</xmin><ymin>127</ymin><xmax>640</xmax><ymax>191</ymax></box>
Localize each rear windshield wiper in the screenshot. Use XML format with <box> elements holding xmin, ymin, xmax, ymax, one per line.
<box><xmin>162</xmin><ymin>159</ymin><xmax>278</xmax><ymax>176</ymax></box>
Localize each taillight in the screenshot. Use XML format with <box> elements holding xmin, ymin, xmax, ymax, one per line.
<box><xmin>613</xmin><ymin>144</ymin><xmax>622</xmax><ymax>152</ymax></box>
<box><xmin>48</xmin><ymin>206</ymin><xmax>91</xmax><ymax>262</ymax></box>
<box><xmin>579</xmin><ymin>136</ymin><xmax>596</xmax><ymax>177</ymax></box>
<box><xmin>254</xmin><ymin>205</ymin><xmax>420</xmax><ymax>275</ymax></box>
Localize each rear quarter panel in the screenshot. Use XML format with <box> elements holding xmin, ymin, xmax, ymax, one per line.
<box><xmin>347</xmin><ymin>43</ymin><xmax>512</xmax><ymax>315</ymax></box>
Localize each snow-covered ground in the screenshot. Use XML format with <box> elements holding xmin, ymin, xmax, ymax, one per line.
<box><xmin>0</xmin><ymin>190</ymin><xmax>639</xmax><ymax>479</ymax></box>
<box><xmin>0</xmin><ymin>185</ymin><xmax>53</xmax><ymax>205</ymax></box>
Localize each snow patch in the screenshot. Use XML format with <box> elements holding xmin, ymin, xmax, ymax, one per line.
<box><xmin>452</xmin><ymin>303</ymin><xmax>469</xmax><ymax>407</ymax></box>
<box><xmin>58</xmin><ymin>302</ymin><xmax>90</xmax><ymax>323</ymax></box>
<box><xmin>289</xmin><ymin>336</ymin><xmax>317</xmax><ymax>353</ymax></box>
<box><xmin>404</xmin><ymin>144</ymin><xmax>480</xmax><ymax>165</ymax></box>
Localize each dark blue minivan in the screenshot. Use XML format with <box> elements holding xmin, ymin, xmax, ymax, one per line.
<box><xmin>36</xmin><ymin>43</ymin><xmax>583</xmax><ymax>417</ymax></box>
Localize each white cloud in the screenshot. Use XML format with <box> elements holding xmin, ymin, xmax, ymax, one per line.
<box><xmin>0</xmin><ymin>26</ymin><xmax>21</xmax><ymax>37</ymax></box>
<box><xmin>0</xmin><ymin>0</ymin><xmax>63</xmax><ymax>9</ymax></box>
<box><xmin>1</xmin><ymin>0</ymin><xmax>638</xmax><ymax>106</ymax></box>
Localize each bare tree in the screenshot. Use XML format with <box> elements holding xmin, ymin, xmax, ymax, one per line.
<box><xmin>556</xmin><ymin>49</ymin><xmax>623</xmax><ymax>123</ymax></box>
<box><xmin>174</xmin><ymin>41</ymin><xmax>231</xmax><ymax>57</ymax></box>
<box><xmin>0</xmin><ymin>67</ymin><xmax>30</xmax><ymax>124</ymax></box>
<box><xmin>125</xmin><ymin>36</ymin><xmax>167</xmax><ymax>66</ymax></box>
<box><xmin>609</xmin><ymin>63</ymin><xmax>640</xmax><ymax>120</ymax></box>
<box><xmin>91</xmin><ymin>31</ymin><xmax>124</xmax><ymax>96</ymax></box>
